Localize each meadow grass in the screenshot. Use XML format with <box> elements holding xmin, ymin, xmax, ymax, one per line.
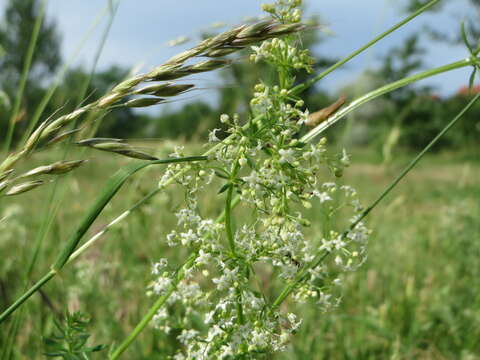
<box><xmin>0</xmin><ymin>146</ymin><xmax>478</xmax><ymax>358</ymax></box>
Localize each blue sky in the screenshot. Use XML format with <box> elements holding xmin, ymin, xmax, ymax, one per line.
<box><xmin>1</xmin><ymin>0</ymin><xmax>475</xmax><ymax>106</ymax></box>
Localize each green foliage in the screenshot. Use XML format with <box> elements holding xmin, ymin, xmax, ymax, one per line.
<box><xmin>44</xmin><ymin>311</ymin><xmax>106</xmax><ymax>359</ymax></box>
<box><xmin>406</xmin><ymin>0</ymin><xmax>480</xmax><ymax>45</ymax></box>
<box><xmin>0</xmin><ymin>0</ymin><xmax>60</xmax><ymax>84</ymax></box>
<box><xmin>0</xmin><ymin>0</ymin><xmax>61</xmax><ymax>144</ymax></box>
<box><xmin>1</xmin><ymin>0</ymin><xmax>480</xmax><ymax>358</ymax></box>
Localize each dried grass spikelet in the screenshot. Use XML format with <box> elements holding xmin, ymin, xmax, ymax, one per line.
<box><xmin>17</xmin><ymin>160</ymin><xmax>87</xmax><ymax>179</ymax></box>
<box><xmin>124</xmin><ymin>97</ymin><xmax>164</xmax><ymax>108</ymax></box>
<box><xmin>0</xmin><ymin>169</ymin><xmax>14</xmax><ymax>182</ymax></box>
<box><xmin>46</xmin><ymin>128</ymin><xmax>82</xmax><ymax>146</ymax></box>
<box><xmin>134</xmin><ymin>83</ymin><xmax>194</xmax><ymax>97</ymax></box>
<box><xmin>77</xmin><ymin>138</ymin><xmax>158</xmax><ymax>161</ymax></box>
<box><xmin>0</xmin><ymin>180</ymin><xmax>9</xmax><ymax>194</ymax></box>
<box><xmin>305</xmin><ymin>95</ymin><xmax>346</xmax><ymax>127</ymax></box>
<box><xmin>5</xmin><ymin>180</ymin><xmax>44</xmax><ymax>196</ymax></box>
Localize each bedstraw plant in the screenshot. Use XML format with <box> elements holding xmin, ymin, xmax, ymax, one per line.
<box><xmin>1</xmin><ymin>0</ymin><xmax>479</xmax><ymax>358</ymax></box>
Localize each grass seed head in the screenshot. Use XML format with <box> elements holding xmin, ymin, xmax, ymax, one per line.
<box><xmin>18</xmin><ymin>160</ymin><xmax>87</xmax><ymax>179</ymax></box>
<box><xmin>24</xmin><ymin>120</ymin><xmax>51</xmax><ymax>153</ymax></box>
<box><xmin>124</xmin><ymin>97</ymin><xmax>164</xmax><ymax>108</ymax></box>
<box><xmin>0</xmin><ymin>169</ymin><xmax>14</xmax><ymax>182</ymax></box>
<box><xmin>151</xmin><ymin>84</ymin><xmax>194</xmax><ymax>97</ymax></box>
<box><xmin>5</xmin><ymin>180</ymin><xmax>44</xmax><ymax>196</ymax></box>
<box><xmin>189</xmin><ymin>59</ymin><xmax>231</xmax><ymax>73</ymax></box>
<box><xmin>133</xmin><ymin>83</ymin><xmax>172</xmax><ymax>95</ymax></box>
<box><xmin>76</xmin><ymin>138</ymin><xmax>125</xmax><ymax>146</ymax></box>
<box><xmin>237</xmin><ymin>20</ymin><xmax>273</xmax><ymax>39</ymax></box>
<box><xmin>0</xmin><ymin>180</ymin><xmax>9</xmax><ymax>194</ymax></box>
<box><xmin>166</xmin><ymin>48</ymin><xmax>203</xmax><ymax>65</ymax></box>
<box><xmin>205</xmin><ymin>47</ymin><xmax>244</xmax><ymax>58</ymax></box>
<box><xmin>110</xmin><ymin>75</ymin><xmax>145</xmax><ymax>95</ymax></box>
<box><xmin>97</xmin><ymin>93</ymin><xmax>124</xmax><ymax>108</ymax></box>
<box><xmin>77</xmin><ymin>140</ymin><xmax>157</xmax><ymax>160</ymax></box>
<box><xmin>0</xmin><ymin>150</ymin><xmax>27</xmax><ymax>173</ymax></box>
<box><xmin>148</xmin><ymin>64</ymin><xmax>184</xmax><ymax>81</ymax></box>
<box><xmin>46</xmin><ymin>128</ymin><xmax>82</xmax><ymax>146</ymax></box>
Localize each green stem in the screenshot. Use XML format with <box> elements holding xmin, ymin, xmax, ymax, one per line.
<box><xmin>109</xmin><ymin>254</ymin><xmax>198</xmax><ymax>359</ymax></box>
<box><xmin>225</xmin><ymin>184</ymin><xmax>236</xmax><ymax>254</ymax></box>
<box><xmin>0</xmin><ymin>270</ymin><xmax>56</xmax><ymax>324</ymax></box>
<box><xmin>272</xmin><ymin>91</ymin><xmax>480</xmax><ymax>311</ymax></box>
<box><xmin>225</xmin><ymin>161</ymin><xmax>241</xmax><ymax>256</ymax></box>
<box><xmin>291</xmin><ymin>0</ymin><xmax>441</xmax><ymax>95</ymax></box>
<box><xmin>301</xmin><ymin>58</ymin><xmax>474</xmax><ymax>143</ymax></box>
<box><xmin>224</xmin><ymin>163</ymin><xmax>245</xmax><ymax>325</ymax></box>
<box><xmin>3</xmin><ymin>0</ymin><xmax>47</xmax><ymax>152</ymax></box>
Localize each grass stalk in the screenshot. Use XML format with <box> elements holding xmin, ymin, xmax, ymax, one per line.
<box><xmin>3</xmin><ymin>0</ymin><xmax>47</xmax><ymax>152</ymax></box>
<box><xmin>301</xmin><ymin>58</ymin><xmax>474</xmax><ymax>142</ymax></box>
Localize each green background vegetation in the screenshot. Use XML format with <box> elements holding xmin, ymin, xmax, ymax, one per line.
<box><xmin>0</xmin><ymin>0</ymin><xmax>479</xmax><ymax>358</ymax></box>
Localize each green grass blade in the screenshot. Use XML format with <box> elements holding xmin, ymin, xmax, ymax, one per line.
<box><xmin>301</xmin><ymin>58</ymin><xmax>473</xmax><ymax>143</ymax></box>
<box><xmin>3</xmin><ymin>0</ymin><xmax>47</xmax><ymax>152</ymax></box>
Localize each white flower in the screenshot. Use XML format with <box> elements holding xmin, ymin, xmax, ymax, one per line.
<box><xmin>208</xmin><ymin>128</ymin><xmax>221</xmax><ymax>142</ymax></box>
<box><xmin>153</xmin><ymin>276</ymin><xmax>171</xmax><ymax>295</ymax></box>
<box><xmin>243</xmin><ymin>171</ymin><xmax>261</xmax><ymax>186</ymax></box>
<box><xmin>287</xmin><ymin>313</ymin><xmax>302</xmax><ymax>331</ymax></box>
<box><xmin>278</xmin><ymin>148</ymin><xmax>296</xmax><ymax>164</ymax></box>
<box><xmin>152</xmin><ymin>258</ymin><xmax>168</xmax><ymax>275</ymax></box>
<box><xmin>177</xmin><ymin>329</ymin><xmax>199</xmax><ymax>345</ymax></box>
<box><xmin>180</xmin><ymin>229</ymin><xmax>198</xmax><ymax>245</ymax></box>
<box><xmin>220</xmin><ymin>114</ymin><xmax>230</xmax><ymax>123</ymax></box>
<box><xmin>212</xmin><ymin>267</ymin><xmax>238</xmax><ymax>290</ymax></box>
<box><xmin>334</xmin><ymin>255</ymin><xmax>343</xmax><ymax>266</ymax></box>
<box><xmin>313</xmin><ymin>190</ymin><xmax>332</xmax><ymax>203</ymax></box>
<box><xmin>196</xmin><ymin>249</ymin><xmax>212</xmax><ymax>266</ymax></box>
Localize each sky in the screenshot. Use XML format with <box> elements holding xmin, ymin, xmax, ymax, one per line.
<box><xmin>0</xmin><ymin>0</ymin><xmax>475</xmax><ymax>110</ymax></box>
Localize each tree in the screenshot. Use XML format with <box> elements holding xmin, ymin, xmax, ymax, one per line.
<box><xmin>406</xmin><ymin>0</ymin><xmax>480</xmax><ymax>44</ymax></box>
<box><xmin>0</xmin><ymin>0</ymin><xmax>61</xmax><ymax>142</ymax></box>
<box><xmin>0</xmin><ymin>0</ymin><xmax>61</xmax><ymax>87</ymax></box>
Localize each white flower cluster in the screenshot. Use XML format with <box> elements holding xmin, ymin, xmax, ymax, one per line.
<box><xmin>146</xmin><ymin>1</ymin><xmax>370</xmax><ymax>357</ymax></box>
<box><xmin>250</xmin><ymin>38</ymin><xmax>315</xmax><ymax>73</ymax></box>
<box><xmin>262</xmin><ymin>0</ymin><xmax>303</xmax><ymax>24</ymax></box>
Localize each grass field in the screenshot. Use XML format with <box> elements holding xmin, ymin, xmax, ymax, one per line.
<box><xmin>1</xmin><ymin>144</ymin><xmax>479</xmax><ymax>359</ymax></box>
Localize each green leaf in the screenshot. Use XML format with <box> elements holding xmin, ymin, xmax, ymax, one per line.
<box><xmin>461</xmin><ymin>22</ymin><xmax>474</xmax><ymax>55</ymax></box>
<box><xmin>468</xmin><ymin>66</ymin><xmax>477</xmax><ymax>92</ymax></box>
<box><xmin>86</xmin><ymin>344</ymin><xmax>107</xmax><ymax>352</ymax></box>
<box><xmin>218</xmin><ymin>183</ymin><xmax>231</xmax><ymax>194</ymax></box>
<box><xmin>214</xmin><ymin>170</ymin><xmax>229</xmax><ymax>180</ymax></box>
